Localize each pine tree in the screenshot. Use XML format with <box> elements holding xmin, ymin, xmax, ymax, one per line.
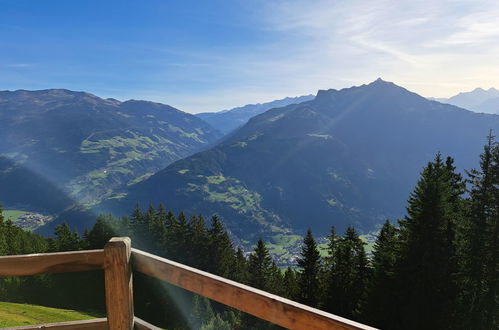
<box><xmin>458</xmin><ymin>134</ymin><xmax>499</xmax><ymax>329</ymax></box>
<box><xmin>170</xmin><ymin>211</ymin><xmax>190</xmax><ymax>263</ymax></box>
<box><xmin>231</xmin><ymin>247</ymin><xmax>249</xmax><ymax>283</ymax></box>
<box><xmin>323</xmin><ymin>226</ymin><xmax>369</xmax><ymax>319</ymax></box>
<box><xmin>186</xmin><ymin>215</ymin><xmax>209</xmax><ymax>269</ymax></box>
<box><xmin>361</xmin><ymin>220</ymin><xmax>399</xmax><ymax>328</ymax></box>
<box><xmin>84</xmin><ymin>214</ymin><xmax>118</xmax><ymax>249</ymax></box>
<box><xmin>296</xmin><ymin>229</ymin><xmax>321</xmax><ymax>307</ymax></box>
<box><xmin>191</xmin><ymin>295</ymin><xmax>215</xmax><ymax>328</ymax></box>
<box><xmin>206</xmin><ymin>215</ymin><xmax>234</xmax><ymax>277</ymax></box>
<box><xmin>248</xmin><ymin>239</ymin><xmax>274</xmax><ymax>291</ymax></box>
<box><xmin>129</xmin><ymin>204</ymin><xmax>148</xmax><ymax>250</ymax></box>
<box><xmin>246</xmin><ymin>238</ymin><xmax>280</xmax><ymax>329</ymax></box>
<box><xmin>282</xmin><ymin>267</ymin><xmax>299</xmax><ymax>300</ymax></box>
<box><xmin>53</xmin><ymin>223</ymin><xmax>80</xmax><ymax>252</ymax></box>
<box><xmin>395</xmin><ymin>153</ymin><xmax>462</xmax><ymax>330</ymax></box>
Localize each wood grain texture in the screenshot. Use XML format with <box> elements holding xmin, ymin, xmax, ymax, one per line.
<box><xmin>0</xmin><ymin>250</ymin><xmax>104</xmax><ymax>276</ymax></box>
<box><xmin>131</xmin><ymin>248</ymin><xmax>377</xmax><ymax>330</ymax></box>
<box><xmin>133</xmin><ymin>317</ymin><xmax>161</xmax><ymax>330</ymax></box>
<box><xmin>104</xmin><ymin>237</ymin><xmax>134</xmax><ymax>330</ymax></box>
<box><xmin>1</xmin><ymin>318</ymin><xmax>108</xmax><ymax>329</ymax></box>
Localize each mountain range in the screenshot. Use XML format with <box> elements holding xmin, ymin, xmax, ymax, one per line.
<box><xmin>430</xmin><ymin>87</ymin><xmax>499</xmax><ymax>114</ymax></box>
<box><xmin>75</xmin><ymin>79</ymin><xmax>499</xmax><ymax>239</ymax></box>
<box><xmin>196</xmin><ymin>95</ymin><xmax>314</xmax><ymax>134</ymax></box>
<box><xmin>0</xmin><ymin>89</ymin><xmax>221</xmax><ymax>208</ymax></box>
<box><xmin>4</xmin><ymin>81</ymin><xmax>499</xmax><ymax>241</ymax></box>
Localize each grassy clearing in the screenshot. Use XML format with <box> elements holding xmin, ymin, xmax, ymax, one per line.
<box><xmin>2</xmin><ymin>210</ymin><xmax>26</xmax><ymax>222</ymax></box>
<box><xmin>0</xmin><ymin>302</ymin><xmax>100</xmax><ymax>327</ymax></box>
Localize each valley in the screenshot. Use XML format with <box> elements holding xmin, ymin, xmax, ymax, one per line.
<box><xmin>83</xmin><ymin>79</ymin><xmax>499</xmax><ymax>241</ymax></box>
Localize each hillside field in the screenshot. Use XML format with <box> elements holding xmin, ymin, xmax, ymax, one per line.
<box><xmin>0</xmin><ymin>302</ymin><xmax>100</xmax><ymax>327</ymax></box>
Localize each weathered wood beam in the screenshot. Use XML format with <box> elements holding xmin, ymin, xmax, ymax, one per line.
<box><xmin>131</xmin><ymin>248</ymin><xmax>377</xmax><ymax>330</ymax></box>
<box><xmin>104</xmin><ymin>237</ymin><xmax>134</xmax><ymax>330</ymax></box>
<box><xmin>133</xmin><ymin>317</ymin><xmax>161</xmax><ymax>330</ymax></box>
<box><xmin>0</xmin><ymin>250</ymin><xmax>104</xmax><ymax>276</ymax></box>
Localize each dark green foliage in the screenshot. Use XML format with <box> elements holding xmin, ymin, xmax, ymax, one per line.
<box><xmin>458</xmin><ymin>134</ymin><xmax>499</xmax><ymax>329</ymax></box>
<box><xmin>232</xmin><ymin>247</ymin><xmax>249</xmax><ymax>283</ymax></box>
<box><xmin>296</xmin><ymin>229</ymin><xmax>321</xmax><ymax>307</ymax></box>
<box><xmin>248</xmin><ymin>239</ymin><xmax>275</xmax><ymax>292</ymax></box>
<box><xmin>191</xmin><ymin>295</ymin><xmax>215</xmax><ymax>328</ymax></box>
<box><xmin>206</xmin><ymin>215</ymin><xmax>235</xmax><ymax>278</ymax></box>
<box><xmin>200</xmin><ymin>314</ymin><xmax>232</xmax><ymax>330</ymax></box>
<box><xmin>2</xmin><ymin>133</ymin><xmax>499</xmax><ymax>330</ymax></box>
<box><xmin>394</xmin><ymin>154</ymin><xmax>463</xmax><ymax>330</ymax></box>
<box><xmin>282</xmin><ymin>267</ymin><xmax>299</xmax><ymax>300</ymax></box>
<box><xmin>361</xmin><ymin>220</ymin><xmax>399</xmax><ymax>328</ymax></box>
<box><xmin>51</xmin><ymin>223</ymin><xmax>81</xmax><ymax>252</ymax></box>
<box><xmin>83</xmin><ymin>214</ymin><xmax>122</xmax><ymax>249</ymax></box>
<box><xmin>323</xmin><ymin>226</ymin><xmax>369</xmax><ymax>319</ymax></box>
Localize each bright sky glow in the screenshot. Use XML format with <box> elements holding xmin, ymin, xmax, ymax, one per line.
<box><xmin>1</xmin><ymin>0</ymin><xmax>499</xmax><ymax>113</ymax></box>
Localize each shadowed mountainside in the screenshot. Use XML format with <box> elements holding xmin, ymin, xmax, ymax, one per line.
<box><xmin>40</xmin><ymin>80</ymin><xmax>499</xmax><ymax>239</ymax></box>
<box><xmin>0</xmin><ymin>89</ymin><xmax>222</xmax><ymax>205</ymax></box>
<box><xmin>0</xmin><ymin>155</ymin><xmax>73</xmax><ymax>213</ymax></box>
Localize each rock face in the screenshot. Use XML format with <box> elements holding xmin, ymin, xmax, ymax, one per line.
<box><xmin>93</xmin><ymin>79</ymin><xmax>499</xmax><ymax>239</ymax></box>
<box><xmin>196</xmin><ymin>95</ymin><xmax>314</xmax><ymax>134</ymax></box>
<box><xmin>0</xmin><ymin>89</ymin><xmax>222</xmax><ymax>205</ymax></box>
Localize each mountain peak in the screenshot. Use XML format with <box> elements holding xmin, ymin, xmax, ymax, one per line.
<box><xmin>368</xmin><ymin>77</ymin><xmax>395</xmax><ymax>87</ymax></box>
<box><xmin>472</xmin><ymin>87</ymin><xmax>486</xmax><ymax>93</ymax></box>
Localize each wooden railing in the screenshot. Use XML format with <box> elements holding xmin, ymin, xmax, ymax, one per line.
<box><xmin>0</xmin><ymin>237</ymin><xmax>377</xmax><ymax>330</ymax></box>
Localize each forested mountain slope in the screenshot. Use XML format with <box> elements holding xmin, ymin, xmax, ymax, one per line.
<box><xmin>0</xmin><ymin>89</ymin><xmax>221</xmax><ymax>206</ymax></box>
<box><xmin>85</xmin><ymin>79</ymin><xmax>499</xmax><ymax>239</ymax></box>
<box><xmin>0</xmin><ymin>155</ymin><xmax>73</xmax><ymax>213</ymax></box>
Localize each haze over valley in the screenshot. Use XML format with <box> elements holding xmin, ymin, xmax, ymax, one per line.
<box><xmin>1</xmin><ymin>2</ymin><xmax>499</xmax><ymax>329</ymax></box>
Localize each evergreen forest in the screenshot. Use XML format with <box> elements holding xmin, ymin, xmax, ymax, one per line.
<box><xmin>1</xmin><ymin>136</ymin><xmax>498</xmax><ymax>330</ymax></box>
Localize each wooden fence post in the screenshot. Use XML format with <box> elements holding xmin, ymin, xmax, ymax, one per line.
<box><xmin>104</xmin><ymin>237</ymin><xmax>134</xmax><ymax>329</ymax></box>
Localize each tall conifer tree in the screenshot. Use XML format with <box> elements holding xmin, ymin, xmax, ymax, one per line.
<box><xmin>395</xmin><ymin>154</ymin><xmax>463</xmax><ymax>329</ymax></box>
<box><xmin>324</xmin><ymin>226</ymin><xmax>369</xmax><ymax>318</ymax></box>
<box><xmin>297</xmin><ymin>229</ymin><xmax>321</xmax><ymax>307</ymax></box>
<box><xmin>459</xmin><ymin>135</ymin><xmax>499</xmax><ymax>329</ymax></box>
<box><xmin>362</xmin><ymin>220</ymin><xmax>399</xmax><ymax>329</ymax></box>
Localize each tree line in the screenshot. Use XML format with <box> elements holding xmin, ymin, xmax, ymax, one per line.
<box><xmin>0</xmin><ymin>135</ymin><xmax>498</xmax><ymax>329</ymax></box>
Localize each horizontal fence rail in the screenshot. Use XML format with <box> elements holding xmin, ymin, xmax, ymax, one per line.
<box><xmin>0</xmin><ymin>250</ymin><xmax>104</xmax><ymax>276</ymax></box>
<box><xmin>132</xmin><ymin>248</ymin><xmax>376</xmax><ymax>330</ymax></box>
<box><xmin>1</xmin><ymin>317</ymin><xmax>159</xmax><ymax>330</ymax></box>
<box><xmin>0</xmin><ymin>238</ymin><xmax>377</xmax><ymax>330</ymax></box>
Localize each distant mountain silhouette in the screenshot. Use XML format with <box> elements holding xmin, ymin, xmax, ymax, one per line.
<box><xmin>0</xmin><ymin>89</ymin><xmax>221</xmax><ymax>204</ymax></box>
<box><xmin>430</xmin><ymin>87</ymin><xmax>499</xmax><ymax>114</ymax></box>
<box><xmin>474</xmin><ymin>96</ymin><xmax>499</xmax><ymax>114</ymax></box>
<box><xmin>196</xmin><ymin>95</ymin><xmax>314</xmax><ymax>134</ymax></box>
<box><xmin>85</xmin><ymin>79</ymin><xmax>499</xmax><ymax>239</ymax></box>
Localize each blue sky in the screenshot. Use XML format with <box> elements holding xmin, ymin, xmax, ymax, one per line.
<box><xmin>1</xmin><ymin>0</ymin><xmax>499</xmax><ymax>113</ymax></box>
